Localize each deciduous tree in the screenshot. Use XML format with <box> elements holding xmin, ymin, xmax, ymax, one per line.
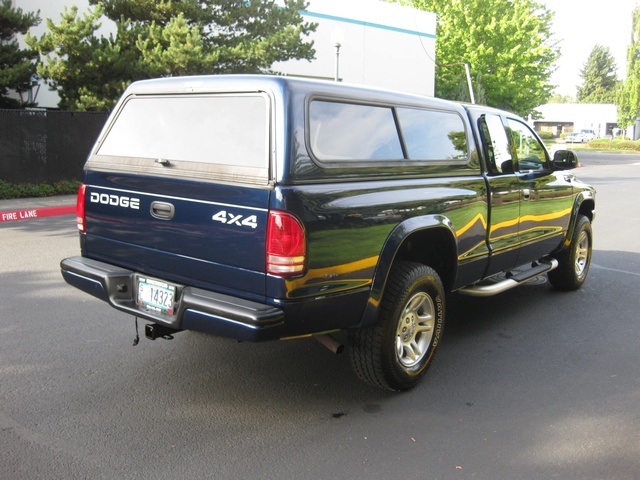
<box><xmin>548</xmin><ymin>93</ymin><xmax>574</xmax><ymax>104</ymax></box>
<box><xmin>392</xmin><ymin>0</ymin><xmax>558</xmax><ymax>116</ymax></box>
<box><xmin>617</xmin><ymin>6</ymin><xmax>640</xmax><ymax>133</ymax></box>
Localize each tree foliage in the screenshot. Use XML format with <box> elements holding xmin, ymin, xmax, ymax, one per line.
<box><xmin>0</xmin><ymin>0</ymin><xmax>40</xmax><ymax>108</ymax></box>
<box><xmin>617</xmin><ymin>6</ymin><xmax>640</xmax><ymax>131</ymax></box>
<box><xmin>393</xmin><ymin>0</ymin><xmax>558</xmax><ymax>116</ymax></box>
<box><xmin>576</xmin><ymin>45</ymin><xmax>618</xmax><ymax>103</ymax></box>
<box><xmin>548</xmin><ymin>93</ymin><xmax>574</xmax><ymax>104</ymax></box>
<box><xmin>27</xmin><ymin>0</ymin><xmax>316</xmax><ymax>110</ymax></box>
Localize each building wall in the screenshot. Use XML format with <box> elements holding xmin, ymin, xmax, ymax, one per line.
<box><xmin>274</xmin><ymin>0</ymin><xmax>436</xmax><ymax>96</ymax></box>
<box><xmin>534</xmin><ymin>103</ymin><xmax>623</xmax><ymax>138</ymax></box>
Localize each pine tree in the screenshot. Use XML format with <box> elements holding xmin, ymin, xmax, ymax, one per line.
<box><xmin>27</xmin><ymin>0</ymin><xmax>316</xmax><ymax>110</ymax></box>
<box><xmin>576</xmin><ymin>45</ymin><xmax>618</xmax><ymax>103</ymax></box>
<box><xmin>0</xmin><ymin>0</ymin><xmax>40</xmax><ymax>108</ymax></box>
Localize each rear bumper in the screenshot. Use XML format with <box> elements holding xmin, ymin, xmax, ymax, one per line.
<box><xmin>60</xmin><ymin>256</ymin><xmax>285</xmax><ymax>341</ymax></box>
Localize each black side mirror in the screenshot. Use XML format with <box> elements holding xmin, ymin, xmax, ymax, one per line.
<box><xmin>500</xmin><ymin>159</ymin><xmax>514</xmax><ymax>174</ymax></box>
<box><xmin>552</xmin><ymin>149</ymin><xmax>579</xmax><ymax>170</ymax></box>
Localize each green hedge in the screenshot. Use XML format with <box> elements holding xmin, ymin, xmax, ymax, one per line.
<box><xmin>587</xmin><ymin>138</ymin><xmax>640</xmax><ymax>151</ymax></box>
<box><xmin>0</xmin><ymin>179</ymin><xmax>81</xmax><ymax>200</ymax></box>
<box><xmin>537</xmin><ymin>131</ymin><xmax>555</xmax><ymax>140</ymax></box>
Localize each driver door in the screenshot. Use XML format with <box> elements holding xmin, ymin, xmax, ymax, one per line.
<box><xmin>479</xmin><ymin>113</ymin><xmax>522</xmax><ymax>275</ymax></box>
<box><xmin>506</xmin><ymin>118</ymin><xmax>574</xmax><ymax>265</ymax></box>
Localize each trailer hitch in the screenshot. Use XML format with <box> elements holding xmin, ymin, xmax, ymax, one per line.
<box><xmin>144</xmin><ymin>323</ymin><xmax>183</xmax><ymax>341</ymax></box>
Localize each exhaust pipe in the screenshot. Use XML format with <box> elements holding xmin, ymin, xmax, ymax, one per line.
<box><xmin>315</xmin><ymin>334</ymin><xmax>344</xmax><ymax>355</ymax></box>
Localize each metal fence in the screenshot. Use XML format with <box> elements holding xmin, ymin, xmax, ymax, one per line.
<box><xmin>0</xmin><ymin>109</ymin><xmax>109</xmax><ymax>184</ymax></box>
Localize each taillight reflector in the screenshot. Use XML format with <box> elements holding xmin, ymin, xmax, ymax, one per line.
<box><xmin>266</xmin><ymin>211</ymin><xmax>306</xmax><ymax>277</ymax></box>
<box><xmin>76</xmin><ymin>184</ymin><xmax>86</xmax><ymax>232</ymax></box>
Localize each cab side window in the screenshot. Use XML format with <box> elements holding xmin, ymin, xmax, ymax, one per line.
<box><xmin>506</xmin><ymin>119</ymin><xmax>548</xmax><ymax>172</ymax></box>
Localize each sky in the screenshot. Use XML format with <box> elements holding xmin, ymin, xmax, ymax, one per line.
<box><xmin>540</xmin><ymin>0</ymin><xmax>639</xmax><ymax>97</ymax></box>
<box><xmin>14</xmin><ymin>0</ymin><xmax>640</xmax><ymax>100</ymax></box>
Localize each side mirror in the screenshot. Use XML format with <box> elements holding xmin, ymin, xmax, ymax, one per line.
<box><xmin>552</xmin><ymin>149</ymin><xmax>579</xmax><ymax>171</ymax></box>
<box><xmin>500</xmin><ymin>159</ymin><xmax>514</xmax><ymax>174</ymax></box>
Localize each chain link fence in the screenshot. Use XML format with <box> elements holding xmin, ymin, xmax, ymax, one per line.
<box><xmin>0</xmin><ymin>109</ymin><xmax>109</xmax><ymax>184</ymax></box>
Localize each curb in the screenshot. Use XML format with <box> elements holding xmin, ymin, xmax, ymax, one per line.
<box><xmin>0</xmin><ymin>204</ymin><xmax>75</xmax><ymax>223</ymax></box>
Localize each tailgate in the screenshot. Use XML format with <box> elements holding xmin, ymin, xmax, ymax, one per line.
<box><xmin>83</xmin><ymin>176</ymin><xmax>270</xmax><ymax>299</ymax></box>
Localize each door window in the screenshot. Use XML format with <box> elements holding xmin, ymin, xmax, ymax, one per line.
<box><xmin>479</xmin><ymin>114</ymin><xmax>513</xmax><ymax>174</ymax></box>
<box><xmin>506</xmin><ymin>119</ymin><xmax>548</xmax><ymax>172</ymax></box>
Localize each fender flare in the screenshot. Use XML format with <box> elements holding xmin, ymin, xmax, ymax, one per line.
<box><xmin>357</xmin><ymin>214</ymin><xmax>458</xmax><ymax>328</ymax></box>
<box><xmin>557</xmin><ymin>189</ymin><xmax>595</xmax><ymax>252</ymax></box>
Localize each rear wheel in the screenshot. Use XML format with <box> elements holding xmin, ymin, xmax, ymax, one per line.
<box><xmin>548</xmin><ymin>214</ymin><xmax>592</xmax><ymax>290</ymax></box>
<box><xmin>349</xmin><ymin>262</ymin><xmax>445</xmax><ymax>391</ymax></box>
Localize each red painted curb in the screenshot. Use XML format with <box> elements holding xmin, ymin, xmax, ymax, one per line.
<box><xmin>0</xmin><ymin>205</ymin><xmax>75</xmax><ymax>223</ymax></box>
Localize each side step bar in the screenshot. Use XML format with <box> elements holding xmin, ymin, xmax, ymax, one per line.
<box><xmin>458</xmin><ymin>258</ymin><xmax>558</xmax><ymax>297</ymax></box>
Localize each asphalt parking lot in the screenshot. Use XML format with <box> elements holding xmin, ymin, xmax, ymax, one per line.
<box><xmin>1</xmin><ymin>151</ymin><xmax>639</xmax><ymax>479</ymax></box>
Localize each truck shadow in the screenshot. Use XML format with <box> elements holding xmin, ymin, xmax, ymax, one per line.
<box><xmin>134</xmin><ymin>248</ymin><xmax>631</xmax><ymax>407</ymax></box>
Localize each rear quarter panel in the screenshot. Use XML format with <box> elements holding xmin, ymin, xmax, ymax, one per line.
<box><xmin>266</xmin><ymin>173</ymin><xmax>490</xmax><ymax>328</ymax></box>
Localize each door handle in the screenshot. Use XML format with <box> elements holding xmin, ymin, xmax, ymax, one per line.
<box><xmin>150</xmin><ymin>201</ymin><xmax>175</xmax><ymax>220</ymax></box>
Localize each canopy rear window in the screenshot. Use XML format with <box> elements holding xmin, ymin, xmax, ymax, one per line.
<box><xmin>97</xmin><ymin>94</ymin><xmax>268</xmax><ymax>169</ymax></box>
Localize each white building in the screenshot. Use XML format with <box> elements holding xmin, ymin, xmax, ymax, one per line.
<box><xmin>14</xmin><ymin>0</ymin><xmax>437</xmax><ymax>108</ymax></box>
<box><xmin>534</xmin><ymin>103</ymin><xmax>621</xmax><ymax>138</ymax></box>
<box><xmin>274</xmin><ymin>0</ymin><xmax>436</xmax><ymax>96</ymax></box>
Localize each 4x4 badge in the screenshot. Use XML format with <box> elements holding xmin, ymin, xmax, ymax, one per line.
<box><xmin>212</xmin><ymin>210</ymin><xmax>258</xmax><ymax>229</ymax></box>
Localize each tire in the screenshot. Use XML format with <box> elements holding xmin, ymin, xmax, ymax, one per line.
<box><xmin>548</xmin><ymin>214</ymin><xmax>592</xmax><ymax>290</ymax></box>
<box><xmin>349</xmin><ymin>261</ymin><xmax>445</xmax><ymax>391</ymax></box>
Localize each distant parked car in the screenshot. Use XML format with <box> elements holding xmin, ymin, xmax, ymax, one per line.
<box><xmin>566</xmin><ymin>132</ymin><xmax>587</xmax><ymax>143</ymax></box>
<box><xmin>579</xmin><ymin>129</ymin><xmax>597</xmax><ymax>141</ymax></box>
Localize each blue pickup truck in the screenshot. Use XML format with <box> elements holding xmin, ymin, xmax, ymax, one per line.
<box><xmin>61</xmin><ymin>75</ymin><xmax>595</xmax><ymax>391</ymax></box>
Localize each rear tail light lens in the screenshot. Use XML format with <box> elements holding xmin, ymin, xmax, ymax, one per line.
<box><xmin>266</xmin><ymin>211</ymin><xmax>306</xmax><ymax>277</ymax></box>
<box><xmin>76</xmin><ymin>184</ymin><xmax>86</xmax><ymax>232</ymax></box>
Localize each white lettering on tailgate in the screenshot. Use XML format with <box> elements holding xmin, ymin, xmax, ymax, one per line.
<box><xmin>212</xmin><ymin>210</ymin><xmax>258</xmax><ymax>229</ymax></box>
<box><xmin>90</xmin><ymin>192</ymin><xmax>140</xmax><ymax>210</ymax></box>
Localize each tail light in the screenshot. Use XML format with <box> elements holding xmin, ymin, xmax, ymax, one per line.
<box><xmin>266</xmin><ymin>211</ymin><xmax>306</xmax><ymax>277</ymax></box>
<box><xmin>76</xmin><ymin>184</ymin><xmax>86</xmax><ymax>233</ymax></box>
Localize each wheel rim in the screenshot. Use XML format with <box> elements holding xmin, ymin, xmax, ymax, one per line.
<box><xmin>574</xmin><ymin>230</ymin><xmax>590</xmax><ymax>279</ymax></box>
<box><xmin>395</xmin><ymin>291</ymin><xmax>435</xmax><ymax>368</ymax></box>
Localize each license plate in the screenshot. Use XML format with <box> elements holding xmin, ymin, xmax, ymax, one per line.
<box><xmin>137</xmin><ymin>277</ymin><xmax>176</xmax><ymax>315</ymax></box>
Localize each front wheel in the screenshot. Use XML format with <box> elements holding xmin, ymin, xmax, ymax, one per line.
<box><xmin>548</xmin><ymin>214</ymin><xmax>592</xmax><ymax>290</ymax></box>
<box><xmin>349</xmin><ymin>262</ymin><xmax>445</xmax><ymax>391</ymax></box>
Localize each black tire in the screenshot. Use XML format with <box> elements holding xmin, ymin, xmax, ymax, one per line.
<box><xmin>548</xmin><ymin>214</ymin><xmax>592</xmax><ymax>290</ymax></box>
<box><xmin>349</xmin><ymin>261</ymin><xmax>445</xmax><ymax>391</ymax></box>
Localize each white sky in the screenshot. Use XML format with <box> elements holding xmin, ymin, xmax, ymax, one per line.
<box><xmin>15</xmin><ymin>0</ymin><xmax>640</xmax><ymax>100</ymax></box>
<box><xmin>540</xmin><ymin>0</ymin><xmax>639</xmax><ymax>97</ymax></box>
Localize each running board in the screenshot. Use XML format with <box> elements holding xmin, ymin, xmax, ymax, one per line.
<box><xmin>458</xmin><ymin>258</ymin><xmax>558</xmax><ymax>297</ymax></box>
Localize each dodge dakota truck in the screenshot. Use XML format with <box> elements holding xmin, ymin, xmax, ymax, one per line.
<box><xmin>61</xmin><ymin>75</ymin><xmax>595</xmax><ymax>391</ymax></box>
